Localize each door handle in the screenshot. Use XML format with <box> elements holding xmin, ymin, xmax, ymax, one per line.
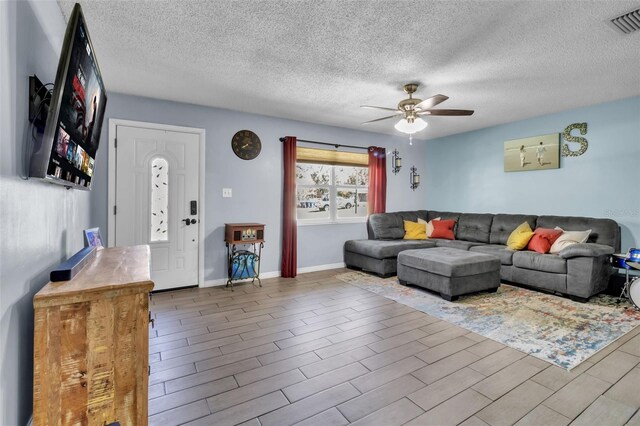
<box><xmin>183</xmin><ymin>218</ymin><xmax>197</xmax><ymax>225</ymax></box>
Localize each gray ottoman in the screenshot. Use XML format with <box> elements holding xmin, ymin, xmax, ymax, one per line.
<box><xmin>397</xmin><ymin>247</ymin><xmax>501</xmax><ymax>301</ymax></box>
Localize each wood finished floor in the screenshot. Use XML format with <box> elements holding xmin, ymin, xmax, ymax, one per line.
<box><xmin>148</xmin><ymin>269</ymin><xmax>640</xmax><ymax>426</ymax></box>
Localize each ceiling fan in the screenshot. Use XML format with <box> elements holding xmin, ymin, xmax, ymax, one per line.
<box><xmin>361</xmin><ymin>83</ymin><xmax>474</xmax><ymax>134</ymax></box>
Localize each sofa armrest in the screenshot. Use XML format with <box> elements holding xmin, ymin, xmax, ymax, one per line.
<box><xmin>558</xmin><ymin>243</ymin><xmax>614</xmax><ymax>259</ymax></box>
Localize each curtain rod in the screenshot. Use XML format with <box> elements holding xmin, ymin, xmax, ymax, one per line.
<box><xmin>279</xmin><ymin>137</ymin><xmax>369</xmax><ymax>151</ymax></box>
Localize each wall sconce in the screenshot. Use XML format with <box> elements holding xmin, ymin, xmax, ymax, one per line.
<box><xmin>410</xmin><ymin>166</ymin><xmax>420</xmax><ymax>190</ymax></box>
<box><xmin>392</xmin><ymin>149</ymin><xmax>402</xmax><ymax>174</ymax></box>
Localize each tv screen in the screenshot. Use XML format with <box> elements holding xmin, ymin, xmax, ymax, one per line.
<box><xmin>30</xmin><ymin>3</ymin><xmax>106</xmax><ymax>190</ymax></box>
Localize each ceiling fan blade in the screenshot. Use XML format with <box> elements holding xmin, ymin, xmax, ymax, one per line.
<box><xmin>418</xmin><ymin>109</ymin><xmax>474</xmax><ymax>116</ymax></box>
<box><xmin>361</xmin><ymin>115</ymin><xmax>400</xmax><ymax>124</ymax></box>
<box><xmin>414</xmin><ymin>94</ymin><xmax>449</xmax><ymax>111</ymax></box>
<box><xmin>360</xmin><ymin>105</ymin><xmax>402</xmax><ymax>113</ymax></box>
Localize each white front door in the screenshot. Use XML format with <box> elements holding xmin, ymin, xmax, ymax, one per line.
<box><xmin>114</xmin><ymin>125</ymin><xmax>201</xmax><ymax>291</ymax></box>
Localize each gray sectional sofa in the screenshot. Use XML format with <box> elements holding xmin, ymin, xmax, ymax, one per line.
<box><xmin>344</xmin><ymin>210</ymin><xmax>620</xmax><ymax>301</ymax></box>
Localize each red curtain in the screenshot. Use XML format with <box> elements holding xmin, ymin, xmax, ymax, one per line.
<box><xmin>368</xmin><ymin>146</ymin><xmax>387</xmax><ymax>214</ymax></box>
<box><xmin>281</xmin><ymin>136</ymin><xmax>297</xmax><ymax>278</ymax></box>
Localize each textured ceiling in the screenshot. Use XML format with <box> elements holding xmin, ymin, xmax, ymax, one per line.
<box><xmin>58</xmin><ymin>0</ymin><xmax>640</xmax><ymax>140</ymax></box>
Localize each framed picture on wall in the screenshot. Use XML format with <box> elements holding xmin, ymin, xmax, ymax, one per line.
<box><xmin>83</xmin><ymin>227</ymin><xmax>103</xmax><ymax>247</ymax></box>
<box><xmin>504</xmin><ymin>133</ymin><xmax>560</xmax><ymax>172</ymax></box>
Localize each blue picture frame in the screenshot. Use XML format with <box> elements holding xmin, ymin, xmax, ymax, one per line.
<box><xmin>83</xmin><ymin>227</ymin><xmax>103</xmax><ymax>248</ymax></box>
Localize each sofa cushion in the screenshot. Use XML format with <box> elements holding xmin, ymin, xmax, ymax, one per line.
<box><xmin>396</xmin><ymin>210</ymin><xmax>429</xmax><ymax>223</ymax></box>
<box><xmin>513</xmin><ymin>251</ymin><xmax>567</xmax><ymax>274</ymax></box>
<box><xmin>550</xmin><ymin>228</ymin><xmax>591</xmax><ymax>253</ymax></box>
<box><xmin>457</xmin><ymin>213</ymin><xmax>494</xmax><ymax>243</ymax></box>
<box><xmin>368</xmin><ymin>213</ymin><xmax>405</xmax><ymax>239</ymax></box>
<box><xmin>470</xmin><ymin>244</ymin><xmax>515</xmax><ymax>265</ymax></box>
<box><xmin>418</xmin><ymin>217</ymin><xmax>440</xmax><ymax>238</ymax></box>
<box><xmin>527</xmin><ymin>228</ymin><xmax>563</xmax><ymax>254</ymax></box>
<box><xmin>344</xmin><ymin>239</ymin><xmax>436</xmax><ymax>259</ymax></box>
<box><xmin>398</xmin><ymin>247</ymin><xmax>500</xmax><ymax>277</ymax></box>
<box><xmin>432</xmin><ymin>239</ymin><xmax>486</xmax><ymax>251</ymax></box>
<box><xmin>536</xmin><ymin>215</ymin><xmax>620</xmax><ymax>251</ymax></box>
<box><xmin>368</xmin><ymin>211</ymin><xmax>428</xmax><ymax>239</ymax></box>
<box><xmin>506</xmin><ymin>222</ymin><xmax>535</xmax><ymax>250</ymax></box>
<box><xmin>403</xmin><ymin>220</ymin><xmax>426</xmax><ymax>240</ymax></box>
<box><xmin>558</xmin><ymin>243</ymin><xmax>614</xmax><ymax>259</ymax></box>
<box><xmin>431</xmin><ymin>219</ymin><xmax>456</xmax><ymax>240</ymax></box>
<box><xmin>426</xmin><ymin>211</ymin><xmax>461</xmax><ymax>234</ymax></box>
<box><xmin>490</xmin><ymin>214</ymin><xmax>538</xmax><ymax>245</ymax></box>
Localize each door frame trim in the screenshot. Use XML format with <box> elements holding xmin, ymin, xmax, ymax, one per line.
<box><xmin>108</xmin><ymin>118</ymin><xmax>206</xmax><ymax>288</ymax></box>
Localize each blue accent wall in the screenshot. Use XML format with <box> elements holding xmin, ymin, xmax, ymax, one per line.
<box><xmin>1</xmin><ymin>1</ymin><xmax>93</xmax><ymax>424</ymax></box>
<box><xmin>93</xmin><ymin>94</ymin><xmax>429</xmax><ymax>282</ymax></box>
<box><xmin>425</xmin><ymin>96</ymin><xmax>640</xmax><ymax>250</ymax></box>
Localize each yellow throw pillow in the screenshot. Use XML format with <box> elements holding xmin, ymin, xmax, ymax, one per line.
<box><xmin>404</xmin><ymin>220</ymin><xmax>427</xmax><ymax>240</ymax></box>
<box><xmin>418</xmin><ymin>217</ymin><xmax>441</xmax><ymax>238</ymax></box>
<box><xmin>507</xmin><ymin>221</ymin><xmax>535</xmax><ymax>250</ymax></box>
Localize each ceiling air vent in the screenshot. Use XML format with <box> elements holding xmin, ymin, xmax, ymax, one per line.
<box><xmin>609</xmin><ymin>8</ymin><xmax>640</xmax><ymax>34</ymax></box>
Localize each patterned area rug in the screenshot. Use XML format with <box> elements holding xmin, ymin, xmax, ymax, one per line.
<box><xmin>337</xmin><ymin>271</ymin><xmax>640</xmax><ymax>370</ymax></box>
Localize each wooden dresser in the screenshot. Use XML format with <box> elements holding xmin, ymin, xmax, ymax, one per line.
<box><xmin>33</xmin><ymin>245</ymin><xmax>154</xmax><ymax>426</ymax></box>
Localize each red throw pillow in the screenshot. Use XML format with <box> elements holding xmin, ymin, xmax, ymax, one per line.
<box><xmin>431</xmin><ymin>219</ymin><xmax>456</xmax><ymax>240</ymax></box>
<box><xmin>527</xmin><ymin>228</ymin><xmax>563</xmax><ymax>254</ymax></box>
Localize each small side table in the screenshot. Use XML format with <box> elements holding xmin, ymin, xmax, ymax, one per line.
<box><xmin>224</xmin><ymin>223</ymin><xmax>265</xmax><ymax>291</ymax></box>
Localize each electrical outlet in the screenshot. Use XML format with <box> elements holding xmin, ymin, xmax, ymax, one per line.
<box><xmin>222</xmin><ymin>188</ymin><xmax>232</xmax><ymax>198</ymax></box>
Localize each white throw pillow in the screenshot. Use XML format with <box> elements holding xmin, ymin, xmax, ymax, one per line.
<box><xmin>418</xmin><ymin>217</ymin><xmax>441</xmax><ymax>238</ymax></box>
<box><xmin>549</xmin><ymin>227</ymin><xmax>591</xmax><ymax>254</ymax></box>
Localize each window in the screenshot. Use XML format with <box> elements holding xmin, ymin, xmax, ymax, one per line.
<box><xmin>150</xmin><ymin>157</ymin><xmax>168</xmax><ymax>241</ymax></box>
<box><xmin>296</xmin><ymin>148</ymin><xmax>369</xmax><ymax>223</ymax></box>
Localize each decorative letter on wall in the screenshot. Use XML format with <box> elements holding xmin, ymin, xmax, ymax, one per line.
<box><xmin>562</xmin><ymin>122</ymin><xmax>588</xmax><ymax>157</ymax></box>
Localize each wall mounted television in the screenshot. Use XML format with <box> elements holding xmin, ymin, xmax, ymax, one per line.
<box><xmin>29</xmin><ymin>3</ymin><xmax>106</xmax><ymax>190</ymax></box>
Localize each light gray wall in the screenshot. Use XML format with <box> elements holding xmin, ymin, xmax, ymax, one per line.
<box><xmin>425</xmin><ymin>96</ymin><xmax>640</xmax><ymax>250</ymax></box>
<box><xmin>0</xmin><ymin>1</ymin><xmax>92</xmax><ymax>424</ymax></box>
<box><xmin>93</xmin><ymin>94</ymin><xmax>428</xmax><ymax>282</ymax></box>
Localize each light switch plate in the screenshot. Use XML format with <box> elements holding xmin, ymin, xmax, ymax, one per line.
<box><xmin>222</xmin><ymin>188</ymin><xmax>232</xmax><ymax>198</ymax></box>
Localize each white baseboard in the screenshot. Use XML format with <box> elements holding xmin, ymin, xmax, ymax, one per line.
<box><xmin>297</xmin><ymin>262</ymin><xmax>345</xmax><ymax>274</ymax></box>
<box><xmin>202</xmin><ymin>270</ymin><xmax>281</xmax><ymax>287</ymax></box>
<box><xmin>201</xmin><ymin>262</ymin><xmax>345</xmax><ymax>287</ymax></box>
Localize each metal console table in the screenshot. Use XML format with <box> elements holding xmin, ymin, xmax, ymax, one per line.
<box><xmin>224</xmin><ymin>223</ymin><xmax>265</xmax><ymax>291</ymax></box>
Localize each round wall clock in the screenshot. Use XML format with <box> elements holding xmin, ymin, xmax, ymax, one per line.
<box><xmin>232</xmin><ymin>130</ymin><xmax>262</xmax><ymax>160</ymax></box>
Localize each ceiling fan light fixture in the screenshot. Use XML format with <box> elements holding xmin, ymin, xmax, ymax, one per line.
<box><xmin>360</xmin><ymin>83</ymin><xmax>473</xmax><ymax>132</ymax></box>
<box><xmin>394</xmin><ymin>117</ymin><xmax>428</xmax><ymax>134</ymax></box>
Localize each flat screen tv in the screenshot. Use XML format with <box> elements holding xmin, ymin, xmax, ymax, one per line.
<box><xmin>29</xmin><ymin>3</ymin><xmax>106</xmax><ymax>190</ymax></box>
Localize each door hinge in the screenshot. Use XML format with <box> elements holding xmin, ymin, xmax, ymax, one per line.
<box><xmin>114</xmin><ymin>138</ymin><xmax>117</xmax><ymax>148</ymax></box>
<box><xmin>113</xmin><ymin>205</ymin><xmax>117</xmax><ymax>215</ymax></box>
